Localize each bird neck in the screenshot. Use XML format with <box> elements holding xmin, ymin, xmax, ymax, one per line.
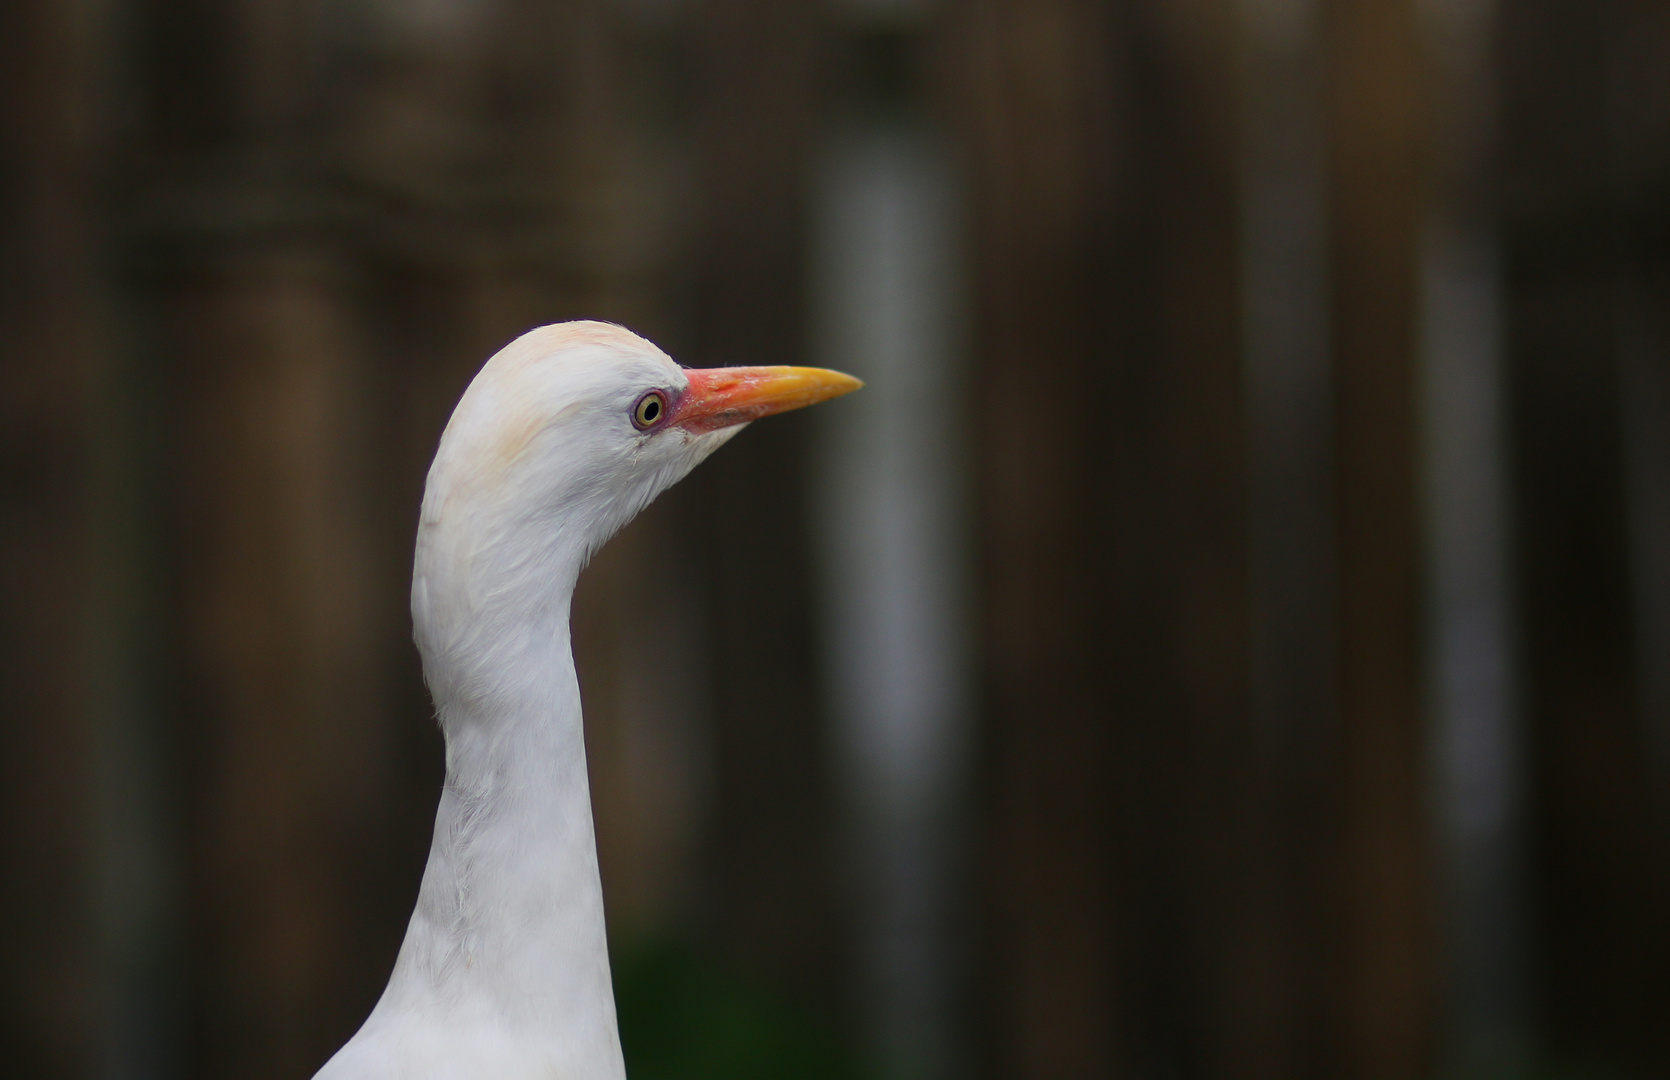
<box><xmin>372</xmin><ymin>601</ymin><xmax>626</xmax><ymax>1077</ymax></box>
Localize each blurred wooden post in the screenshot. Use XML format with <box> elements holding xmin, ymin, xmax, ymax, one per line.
<box><xmin>1233</xmin><ymin>0</ymin><xmax>1338</xmax><ymax>1074</ymax></box>
<box><xmin>944</xmin><ymin>1</ymin><xmax>1123</xmax><ymax>1074</ymax></box>
<box><xmin>158</xmin><ymin>256</ymin><xmax>402</xmax><ymax>1079</ymax></box>
<box><xmin>1322</xmin><ymin>0</ymin><xmax>1438</xmax><ymax>1075</ymax></box>
<box><xmin>0</xmin><ymin>0</ymin><xmax>99</xmax><ymax>1075</ymax></box>
<box><xmin>1119</xmin><ymin>3</ymin><xmax>1253</xmax><ymax>1076</ymax></box>
<box><xmin>1498</xmin><ymin>0</ymin><xmax>1670</xmax><ymax>1072</ymax></box>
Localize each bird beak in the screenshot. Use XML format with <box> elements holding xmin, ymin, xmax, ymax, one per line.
<box><xmin>673</xmin><ymin>366</ymin><xmax>864</xmax><ymax>433</ymax></box>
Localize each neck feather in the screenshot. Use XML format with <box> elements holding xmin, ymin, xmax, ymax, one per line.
<box><xmin>340</xmin><ymin>595</ymin><xmax>626</xmax><ymax>1079</ymax></box>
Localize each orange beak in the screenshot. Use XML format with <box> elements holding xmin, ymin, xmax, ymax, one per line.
<box><xmin>673</xmin><ymin>366</ymin><xmax>864</xmax><ymax>433</ymax></box>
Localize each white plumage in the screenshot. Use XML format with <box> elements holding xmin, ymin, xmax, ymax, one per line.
<box><xmin>314</xmin><ymin>321</ymin><xmax>859</xmax><ymax>1079</ymax></box>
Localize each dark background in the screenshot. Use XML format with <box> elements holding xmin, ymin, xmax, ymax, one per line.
<box><xmin>3</xmin><ymin>0</ymin><xmax>1669</xmax><ymax>1078</ymax></box>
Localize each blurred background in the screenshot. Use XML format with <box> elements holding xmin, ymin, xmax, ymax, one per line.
<box><xmin>3</xmin><ymin>0</ymin><xmax>1669</xmax><ymax>1078</ymax></box>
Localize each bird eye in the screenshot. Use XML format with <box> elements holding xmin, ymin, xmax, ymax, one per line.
<box><xmin>632</xmin><ymin>390</ymin><xmax>667</xmax><ymax>430</ymax></box>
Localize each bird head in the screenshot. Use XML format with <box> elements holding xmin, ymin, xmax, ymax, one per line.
<box><xmin>413</xmin><ymin>320</ymin><xmax>860</xmax><ymax>703</ymax></box>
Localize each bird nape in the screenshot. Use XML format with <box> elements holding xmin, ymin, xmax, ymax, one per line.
<box><xmin>312</xmin><ymin>321</ymin><xmax>860</xmax><ymax>1080</ymax></box>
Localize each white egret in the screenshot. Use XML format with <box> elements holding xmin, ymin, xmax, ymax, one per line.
<box><xmin>314</xmin><ymin>321</ymin><xmax>861</xmax><ymax>1079</ymax></box>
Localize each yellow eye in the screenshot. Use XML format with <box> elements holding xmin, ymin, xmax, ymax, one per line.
<box><xmin>632</xmin><ymin>390</ymin><xmax>667</xmax><ymax>430</ymax></box>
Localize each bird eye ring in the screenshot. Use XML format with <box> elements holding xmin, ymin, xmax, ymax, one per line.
<box><xmin>632</xmin><ymin>390</ymin><xmax>668</xmax><ymax>430</ymax></box>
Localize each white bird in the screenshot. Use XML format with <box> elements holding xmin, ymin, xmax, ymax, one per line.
<box><xmin>313</xmin><ymin>321</ymin><xmax>860</xmax><ymax>1080</ymax></box>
